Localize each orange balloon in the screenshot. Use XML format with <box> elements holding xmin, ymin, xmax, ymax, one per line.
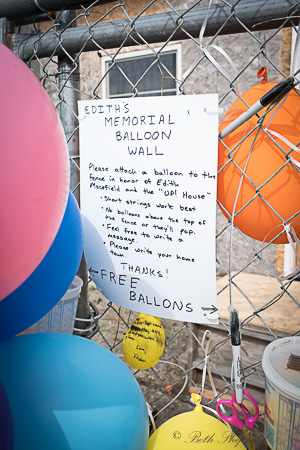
<box><xmin>218</xmin><ymin>79</ymin><xmax>300</xmax><ymax>244</ymax></box>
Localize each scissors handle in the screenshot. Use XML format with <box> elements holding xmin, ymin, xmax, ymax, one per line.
<box><xmin>216</xmin><ymin>398</ymin><xmax>244</xmax><ymax>430</ymax></box>
<box><xmin>216</xmin><ymin>390</ymin><xmax>259</xmax><ymax>431</ymax></box>
<box><xmin>233</xmin><ymin>390</ymin><xmax>259</xmax><ymax>430</ymax></box>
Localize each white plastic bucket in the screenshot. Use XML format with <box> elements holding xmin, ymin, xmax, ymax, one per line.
<box><xmin>262</xmin><ymin>336</ymin><xmax>300</xmax><ymax>450</ymax></box>
<box><xmin>23</xmin><ymin>276</ymin><xmax>83</xmax><ymax>335</ymax></box>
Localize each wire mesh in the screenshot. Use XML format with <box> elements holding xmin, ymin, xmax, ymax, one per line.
<box><xmin>3</xmin><ymin>0</ymin><xmax>300</xmax><ymax>446</ymax></box>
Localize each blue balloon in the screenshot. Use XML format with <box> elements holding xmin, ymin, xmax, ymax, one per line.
<box><xmin>0</xmin><ymin>192</ymin><xmax>83</xmax><ymax>340</ymax></box>
<box><xmin>0</xmin><ymin>333</ymin><xmax>149</xmax><ymax>450</ymax></box>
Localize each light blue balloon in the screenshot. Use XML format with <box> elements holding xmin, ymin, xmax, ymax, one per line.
<box><xmin>0</xmin><ymin>333</ymin><xmax>149</xmax><ymax>450</ymax></box>
<box><xmin>0</xmin><ymin>379</ymin><xmax>13</xmax><ymax>449</ymax></box>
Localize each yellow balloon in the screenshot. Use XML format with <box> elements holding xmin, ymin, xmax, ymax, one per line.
<box><xmin>122</xmin><ymin>313</ymin><xmax>165</xmax><ymax>370</ymax></box>
<box><xmin>147</xmin><ymin>394</ymin><xmax>246</xmax><ymax>449</ymax></box>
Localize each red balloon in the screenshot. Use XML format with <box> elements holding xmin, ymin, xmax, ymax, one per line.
<box><xmin>0</xmin><ymin>44</ymin><xmax>70</xmax><ymax>300</ymax></box>
<box><xmin>218</xmin><ymin>78</ymin><xmax>300</xmax><ymax>244</ymax></box>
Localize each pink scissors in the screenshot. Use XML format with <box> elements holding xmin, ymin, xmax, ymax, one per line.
<box><xmin>216</xmin><ymin>390</ymin><xmax>259</xmax><ymax>450</ymax></box>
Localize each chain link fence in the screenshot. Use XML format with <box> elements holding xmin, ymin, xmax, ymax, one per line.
<box><xmin>2</xmin><ymin>0</ymin><xmax>300</xmax><ymax>446</ymax></box>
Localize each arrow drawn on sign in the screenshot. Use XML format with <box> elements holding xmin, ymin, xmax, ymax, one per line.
<box><xmin>88</xmin><ymin>267</ymin><xmax>99</xmax><ymax>277</ymax></box>
<box><xmin>201</xmin><ymin>305</ymin><xmax>218</xmax><ymax>314</ymax></box>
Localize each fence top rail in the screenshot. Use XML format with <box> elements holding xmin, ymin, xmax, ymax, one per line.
<box><xmin>8</xmin><ymin>0</ymin><xmax>300</xmax><ymax>61</ymax></box>
<box><xmin>0</xmin><ymin>0</ymin><xmax>112</xmax><ymax>21</ymax></box>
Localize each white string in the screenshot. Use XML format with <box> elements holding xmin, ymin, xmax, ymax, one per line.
<box><xmin>291</xmin><ymin>25</ymin><xmax>300</xmax><ymax>79</ymax></box>
<box><xmin>255</xmin><ymin>220</ymin><xmax>300</xmax><ymax>283</ymax></box>
<box><xmin>200</xmin><ymin>330</ymin><xmax>226</xmax><ymax>414</ymax></box>
<box><xmin>201</xmin><ymin>330</ymin><xmax>211</xmax><ymax>394</ymax></box>
<box><xmin>265</xmin><ymin>128</ymin><xmax>300</xmax><ymax>168</ymax></box>
<box><xmin>153</xmin><ymin>360</ymin><xmax>188</xmax><ymax>418</ymax></box>
<box><xmin>284</xmin><ymin>224</ymin><xmax>300</xmax><ymax>263</ymax></box>
<box><xmin>33</xmin><ymin>0</ymin><xmax>47</xmax><ymax>12</ymax></box>
<box><xmin>147</xmin><ymin>402</ymin><xmax>157</xmax><ymax>432</ymax></box>
<box><xmin>182</xmin><ymin>0</ymin><xmax>238</xmax><ymax>82</ymax></box>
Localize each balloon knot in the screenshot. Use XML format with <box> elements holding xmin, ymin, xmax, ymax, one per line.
<box><xmin>191</xmin><ymin>393</ymin><xmax>204</xmax><ymax>413</ymax></box>
<box><xmin>191</xmin><ymin>393</ymin><xmax>201</xmax><ymax>405</ymax></box>
<box><xmin>257</xmin><ymin>66</ymin><xmax>268</xmax><ymax>84</ymax></box>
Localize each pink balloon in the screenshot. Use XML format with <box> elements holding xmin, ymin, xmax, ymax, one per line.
<box><xmin>0</xmin><ymin>44</ymin><xmax>70</xmax><ymax>300</ymax></box>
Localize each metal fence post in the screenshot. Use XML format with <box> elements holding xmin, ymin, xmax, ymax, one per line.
<box><xmin>57</xmin><ymin>9</ymin><xmax>89</xmax><ymax>330</ymax></box>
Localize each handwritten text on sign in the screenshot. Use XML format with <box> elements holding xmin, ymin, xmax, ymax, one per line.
<box><xmin>79</xmin><ymin>95</ymin><xmax>219</xmax><ymax>324</ymax></box>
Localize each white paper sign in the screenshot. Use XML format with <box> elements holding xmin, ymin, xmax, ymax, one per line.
<box><xmin>79</xmin><ymin>94</ymin><xmax>219</xmax><ymax>324</ymax></box>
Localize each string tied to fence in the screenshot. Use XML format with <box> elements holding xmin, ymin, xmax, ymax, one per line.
<box><xmin>199</xmin><ymin>329</ymin><xmax>228</xmax><ymax>414</ymax></box>
<box><xmin>182</xmin><ymin>0</ymin><xmax>239</xmax><ymax>83</ymax></box>
<box><xmin>284</xmin><ymin>223</ymin><xmax>300</xmax><ymax>263</ymax></box>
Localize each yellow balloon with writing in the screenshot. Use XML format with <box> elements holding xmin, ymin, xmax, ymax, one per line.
<box><xmin>147</xmin><ymin>394</ymin><xmax>246</xmax><ymax>449</ymax></box>
<box><xmin>122</xmin><ymin>313</ymin><xmax>165</xmax><ymax>370</ymax></box>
